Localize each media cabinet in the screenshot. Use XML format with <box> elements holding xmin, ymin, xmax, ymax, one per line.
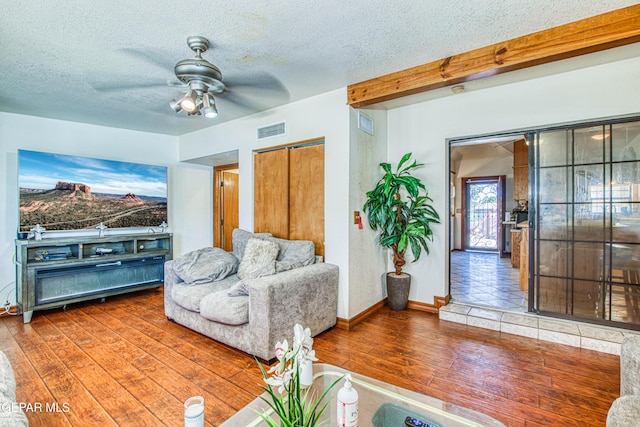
<box><xmin>15</xmin><ymin>233</ymin><xmax>173</xmax><ymax>323</ymax></box>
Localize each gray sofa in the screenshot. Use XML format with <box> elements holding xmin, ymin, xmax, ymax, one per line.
<box><xmin>607</xmin><ymin>335</ymin><xmax>640</xmax><ymax>426</ymax></box>
<box><xmin>164</xmin><ymin>229</ymin><xmax>339</xmax><ymax>361</ymax></box>
<box><xmin>0</xmin><ymin>350</ymin><xmax>29</xmax><ymax>426</ymax></box>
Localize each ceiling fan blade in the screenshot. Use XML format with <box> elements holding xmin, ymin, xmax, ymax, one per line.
<box><xmin>223</xmin><ymin>72</ymin><xmax>289</xmax><ymax>99</ymax></box>
<box><xmin>167</xmin><ymin>80</ymin><xmax>187</xmax><ymax>87</ymax></box>
<box><xmin>91</xmin><ymin>81</ymin><xmax>171</xmax><ymax>92</ymax></box>
<box><xmin>213</xmin><ymin>72</ymin><xmax>290</xmax><ymax>115</ymax></box>
<box><xmin>119</xmin><ymin>47</ymin><xmax>176</xmax><ymax>71</ymax></box>
<box><xmin>214</xmin><ymin>92</ymin><xmax>265</xmax><ymax>112</ymax></box>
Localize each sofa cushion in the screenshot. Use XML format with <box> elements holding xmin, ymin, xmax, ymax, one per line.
<box><xmin>265</xmin><ymin>237</ymin><xmax>316</xmax><ymax>272</ymax></box>
<box><xmin>232</xmin><ymin>229</ymin><xmax>272</xmax><ymax>261</ymax></box>
<box><xmin>237</xmin><ymin>238</ymin><xmax>279</xmax><ymax>280</ymax></box>
<box><xmin>171</xmin><ymin>274</ymin><xmax>239</xmax><ymax>312</ymax></box>
<box><xmin>173</xmin><ymin>247</ymin><xmax>239</xmax><ymax>285</ymax></box>
<box><xmin>200</xmin><ymin>290</ymin><xmax>249</xmax><ymax>325</ymax></box>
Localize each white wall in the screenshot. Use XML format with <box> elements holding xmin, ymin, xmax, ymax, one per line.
<box><xmin>179</xmin><ymin>88</ymin><xmax>353</xmax><ymax>318</ymax></box>
<box><xmin>348</xmin><ymin>108</ymin><xmax>388</xmax><ymax>316</ymax></box>
<box><xmin>0</xmin><ymin>112</ymin><xmax>211</xmax><ymax>306</ymax></box>
<box><xmin>387</xmin><ymin>54</ymin><xmax>640</xmax><ymax>305</ymax></box>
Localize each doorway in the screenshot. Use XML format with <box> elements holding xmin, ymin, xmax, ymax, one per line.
<box><xmin>450</xmin><ymin>116</ymin><xmax>640</xmax><ymax>329</ymax></box>
<box><xmin>214</xmin><ymin>164</ymin><xmax>239</xmax><ymax>252</ymax></box>
<box><xmin>450</xmin><ymin>138</ymin><xmax>526</xmax><ymax>311</ymax></box>
<box><xmin>462</xmin><ymin>176</ymin><xmax>505</xmax><ymax>252</ymax></box>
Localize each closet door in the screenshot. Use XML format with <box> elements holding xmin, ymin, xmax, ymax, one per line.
<box><xmin>254</xmin><ymin>149</ymin><xmax>290</xmax><ymax>238</ymax></box>
<box><xmin>290</xmin><ymin>144</ymin><xmax>325</xmax><ymax>257</ymax></box>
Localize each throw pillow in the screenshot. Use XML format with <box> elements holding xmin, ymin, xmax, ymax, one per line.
<box><xmin>227</xmin><ymin>280</ymin><xmax>250</xmax><ymax>297</ymax></box>
<box><xmin>173</xmin><ymin>247</ymin><xmax>239</xmax><ymax>285</ymax></box>
<box><xmin>237</xmin><ymin>238</ymin><xmax>279</xmax><ymax>280</ymax></box>
<box><xmin>267</xmin><ymin>237</ymin><xmax>315</xmax><ymax>264</ymax></box>
<box><xmin>231</xmin><ymin>229</ymin><xmax>272</xmax><ymax>261</ymax></box>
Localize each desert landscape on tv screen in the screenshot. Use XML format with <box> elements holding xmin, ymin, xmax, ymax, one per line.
<box><xmin>19</xmin><ymin>150</ymin><xmax>167</xmax><ymax>231</ymax></box>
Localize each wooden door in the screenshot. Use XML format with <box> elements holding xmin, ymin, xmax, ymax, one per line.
<box><xmin>221</xmin><ymin>171</ymin><xmax>239</xmax><ymax>251</ymax></box>
<box><xmin>214</xmin><ymin>165</ymin><xmax>239</xmax><ymax>251</ymax></box>
<box><xmin>289</xmin><ymin>144</ymin><xmax>325</xmax><ymax>256</ymax></box>
<box><xmin>254</xmin><ymin>149</ymin><xmax>290</xmax><ymax>238</ymax></box>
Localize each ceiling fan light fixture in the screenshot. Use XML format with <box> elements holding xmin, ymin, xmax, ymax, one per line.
<box><xmin>179</xmin><ymin>90</ymin><xmax>198</xmax><ymax>112</ymax></box>
<box><xmin>169</xmin><ymin>37</ymin><xmax>229</xmax><ymax>119</ymax></box>
<box><xmin>202</xmin><ymin>94</ymin><xmax>218</xmax><ymax>118</ymax></box>
<box><xmin>169</xmin><ymin>98</ymin><xmax>182</xmax><ymax>113</ymax></box>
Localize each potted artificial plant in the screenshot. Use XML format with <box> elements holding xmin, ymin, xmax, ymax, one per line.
<box><xmin>363</xmin><ymin>152</ymin><xmax>440</xmax><ymax>310</ymax></box>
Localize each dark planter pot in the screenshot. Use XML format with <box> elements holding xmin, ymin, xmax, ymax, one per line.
<box><xmin>386</xmin><ymin>272</ymin><xmax>411</xmax><ymax>311</ymax></box>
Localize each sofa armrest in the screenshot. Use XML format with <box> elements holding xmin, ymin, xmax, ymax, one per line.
<box><xmin>621</xmin><ymin>335</ymin><xmax>640</xmax><ymax>396</ymax></box>
<box><xmin>246</xmin><ymin>263</ymin><xmax>339</xmax><ymax>356</ymax></box>
<box><xmin>607</xmin><ymin>395</ymin><xmax>640</xmax><ymax>427</ymax></box>
<box><xmin>0</xmin><ymin>350</ymin><xmax>29</xmax><ymax>426</ymax></box>
<box><xmin>163</xmin><ymin>259</ymin><xmax>184</xmax><ymax>290</ymax></box>
<box><xmin>163</xmin><ymin>259</ymin><xmax>185</xmax><ymax>317</ymax></box>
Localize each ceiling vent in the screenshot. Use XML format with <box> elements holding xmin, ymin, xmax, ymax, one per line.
<box><xmin>257</xmin><ymin>121</ymin><xmax>286</xmax><ymax>140</ymax></box>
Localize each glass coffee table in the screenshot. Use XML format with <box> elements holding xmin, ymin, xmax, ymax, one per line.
<box><xmin>220</xmin><ymin>363</ymin><xmax>505</xmax><ymax>426</ymax></box>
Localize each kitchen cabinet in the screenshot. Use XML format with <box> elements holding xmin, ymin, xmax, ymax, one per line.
<box><xmin>511</xmin><ymin>229</ymin><xmax>521</xmax><ymax>268</ymax></box>
<box><xmin>513</xmin><ymin>139</ymin><xmax>528</xmax><ymax>201</ymax></box>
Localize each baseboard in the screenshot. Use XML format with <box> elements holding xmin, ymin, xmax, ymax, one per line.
<box><xmin>406</xmin><ymin>300</ymin><xmax>439</xmax><ymax>313</ymax></box>
<box><xmin>435</xmin><ymin>294</ymin><xmax>451</xmax><ymax>308</ymax></box>
<box><xmin>407</xmin><ymin>294</ymin><xmax>451</xmax><ymax>313</ymax></box>
<box><xmin>336</xmin><ymin>299</ymin><xmax>387</xmax><ymax>330</ymax></box>
<box><xmin>336</xmin><ymin>294</ymin><xmax>450</xmax><ymax>329</ymax></box>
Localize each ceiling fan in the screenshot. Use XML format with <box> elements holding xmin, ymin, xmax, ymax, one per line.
<box><xmin>169</xmin><ymin>36</ymin><xmax>225</xmax><ymax>118</ymax></box>
<box><xmin>92</xmin><ymin>36</ymin><xmax>290</xmax><ymax>120</ymax></box>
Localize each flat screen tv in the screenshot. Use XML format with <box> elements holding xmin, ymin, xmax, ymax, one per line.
<box><xmin>18</xmin><ymin>150</ymin><xmax>168</xmax><ymax>232</ymax></box>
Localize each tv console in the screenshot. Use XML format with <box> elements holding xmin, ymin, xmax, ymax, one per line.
<box><xmin>15</xmin><ymin>233</ymin><xmax>173</xmax><ymax>323</ymax></box>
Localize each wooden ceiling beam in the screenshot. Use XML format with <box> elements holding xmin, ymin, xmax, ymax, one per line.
<box><xmin>347</xmin><ymin>5</ymin><xmax>640</xmax><ymax>108</ymax></box>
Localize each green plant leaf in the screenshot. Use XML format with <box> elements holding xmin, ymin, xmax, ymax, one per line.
<box><xmin>396</xmin><ymin>152</ymin><xmax>413</xmax><ymax>171</ymax></box>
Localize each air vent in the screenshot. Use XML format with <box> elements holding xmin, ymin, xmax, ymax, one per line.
<box><xmin>358</xmin><ymin>112</ymin><xmax>374</xmax><ymax>135</ymax></box>
<box><xmin>257</xmin><ymin>121</ymin><xmax>286</xmax><ymax>140</ymax></box>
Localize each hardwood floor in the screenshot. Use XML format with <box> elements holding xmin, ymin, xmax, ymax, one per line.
<box><xmin>0</xmin><ymin>288</ymin><xmax>620</xmax><ymax>426</ymax></box>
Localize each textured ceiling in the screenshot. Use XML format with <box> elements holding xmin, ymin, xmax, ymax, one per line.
<box><xmin>0</xmin><ymin>0</ymin><xmax>637</xmax><ymax>136</ymax></box>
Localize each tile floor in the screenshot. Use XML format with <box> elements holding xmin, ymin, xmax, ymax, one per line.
<box><xmin>450</xmin><ymin>250</ymin><xmax>526</xmax><ymax>311</ymax></box>
<box><xmin>446</xmin><ymin>250</ymin><xmax>640</xmax><ymax>355</ymax></box>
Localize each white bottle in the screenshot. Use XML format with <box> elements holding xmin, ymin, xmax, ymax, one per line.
<box><xmin>184</xmin><ymin>396</ymin><xmax>204</xmax><ymax>427</ymax></box>
<box><xmin>337</xmin><ymin>374</ymin><xmax>358</xmax><ymax>427</ymax></box>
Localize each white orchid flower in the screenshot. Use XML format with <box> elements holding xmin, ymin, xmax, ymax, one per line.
<box><xmin>274</xmin><ymin>339</ymin><xmax>289</xmax><ymax>361</ymax></box>
<box><xmin>293</xmin><ymin>324</ymin><xmax>317</xmax><ymax>362</ymax></box>
<box><xmin>264</xmin><ymin>324</ymin><xmax>318</xmax><ymax>395</ymax></box>
<box><xmin>264</xmin><ymin>365</ymin><xmax>294</xmax><ymax>394</ymax></box>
